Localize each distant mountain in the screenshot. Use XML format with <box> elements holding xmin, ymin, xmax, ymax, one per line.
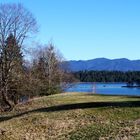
<box><xmin>66</xmin><ymin>58</ymin><xmax>140</xmax><ymax>72</ymax></box>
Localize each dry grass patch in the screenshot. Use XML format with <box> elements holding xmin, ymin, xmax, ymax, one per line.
<box><xmin>0</xmin><ymin>92</ymin><xmax>140</xmax><ymax>139</ymax></box>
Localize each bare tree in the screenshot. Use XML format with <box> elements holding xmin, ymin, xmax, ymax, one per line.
<box><xmin>0</xmin><ymin>3</ymin><xmax>37</xmax><ymax>46</ymax></box>
<box><xmin>30</xmin><ymin>43</ymin><xmax>70</xmax><ymax>95</ymax></box>
<box><xmin>0</xmin><ymin>3</ymin><xmax>37</xmax><ymax>111</ymax></box>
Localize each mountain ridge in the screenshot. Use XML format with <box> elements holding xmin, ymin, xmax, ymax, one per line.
<box><xmin>66</xmin><ymin>58</ymin><xmax>140</xmax><ymax>71</ymax></box>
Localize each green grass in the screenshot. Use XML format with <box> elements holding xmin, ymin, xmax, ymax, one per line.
<box><xmin>0</xmin><ymin>92</ymin><xmax>140</xmax><ymax>140</ymax></box>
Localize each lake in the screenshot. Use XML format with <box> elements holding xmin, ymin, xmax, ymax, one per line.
<box><xmin>66</xmin><ymin>83</ymin><xmax>140</xmax><ymax>96</ymax></box>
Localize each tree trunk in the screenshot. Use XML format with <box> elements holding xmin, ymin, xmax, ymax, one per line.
<box><xmin>1</xmin><ymin>87</ymin><xmax>15</xmax><ymax>111</ymax></box>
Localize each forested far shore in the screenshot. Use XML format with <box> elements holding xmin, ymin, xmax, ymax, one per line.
<box><xmin>73</xmin><ymin>71</ymin><xmax>140</xmax><ymax>83</ymax></box>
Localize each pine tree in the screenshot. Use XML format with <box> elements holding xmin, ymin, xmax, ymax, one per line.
<box><xmin>0</xmin><ymin>34</ymin><xmax>24</xmax><ymax>110</ymax></box>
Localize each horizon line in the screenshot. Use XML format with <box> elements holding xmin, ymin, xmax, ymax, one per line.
<box><xmin>68</xmin><ymin>57</ymin><xmax>140</xmax><ymax>61</ymax></box>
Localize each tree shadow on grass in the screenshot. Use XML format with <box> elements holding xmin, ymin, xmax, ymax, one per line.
<box><xmin>0</xmin><ymin>100</ymin><xmax>140</xmax><ymax>122</ymax></box>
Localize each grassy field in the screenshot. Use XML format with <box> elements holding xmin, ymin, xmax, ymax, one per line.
<box><xmin>0</xmin><ymin>92</ymin><xmax>140</xmax><ymax>140</ymax></box>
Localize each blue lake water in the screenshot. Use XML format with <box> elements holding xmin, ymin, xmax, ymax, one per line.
<box><xmin>66</xmin><ymin>83</ymin><xmax>140</xmax><ymax>96</ymax></box>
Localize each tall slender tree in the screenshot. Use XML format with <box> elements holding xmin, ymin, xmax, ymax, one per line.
<box><xmin>0</xmin><ymin>3</ymin><xmax>37</xmax><ymax>110</ymax></box>
<box><xmin>0</xmin><ymin>33</ymin><xmax>24</xmax><ymax>109</ymax></box>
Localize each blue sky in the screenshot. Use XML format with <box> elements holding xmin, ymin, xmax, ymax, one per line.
<box><xmin>0</xmin><ymin>0</ymin><xmax>140</xmax><ymax>60</ymax></box>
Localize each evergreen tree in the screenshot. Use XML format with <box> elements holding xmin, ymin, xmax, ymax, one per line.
<box><xmin>0</xmin><ymin>34</ymin><xmax>24</xmax><ymax>110</ymax></box>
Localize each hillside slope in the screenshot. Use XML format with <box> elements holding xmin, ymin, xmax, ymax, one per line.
<box><xmin>0</xmin><ymin>93</ymin><xmax>140</xmax><ymax>140</ymax></box>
